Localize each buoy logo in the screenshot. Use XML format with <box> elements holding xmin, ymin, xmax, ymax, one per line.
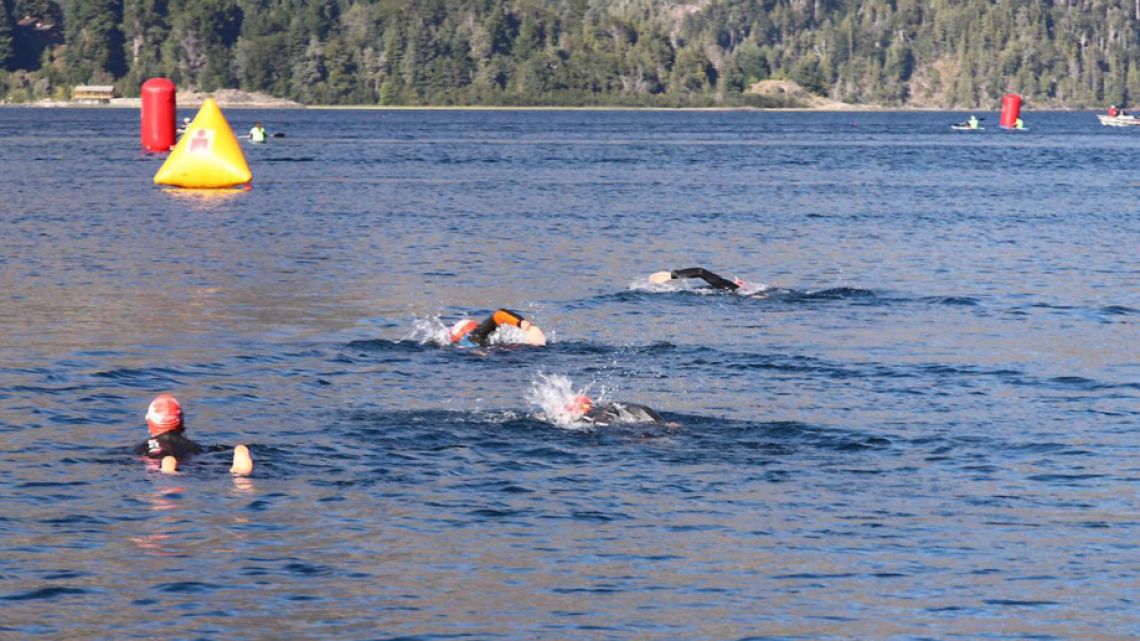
<box><xmin>188</xmin><ymin>128</ymin><xmax>214</xmax><ymax>153</ymax></box>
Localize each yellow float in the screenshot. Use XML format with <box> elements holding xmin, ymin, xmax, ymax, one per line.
<box><xmin>154</xmin><ymin>97</ymin><xmax>252</xmax><ymax>189</ymax></box>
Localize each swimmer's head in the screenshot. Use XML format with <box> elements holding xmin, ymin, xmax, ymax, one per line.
<box><xmin>183</xmin><ymin>117</ymin><xmax>191</xmax><ymax>124</ymax></box>
<box><xmin>565</xmin><ymin>395</ymin><xmax>592</xmax><ymax>419</ymax></box>
<box><xmin>449</xmin><ymin>319</ymin><xmax>478</xmax><ymax>343</ymax></box>
<box><xmin>146</xmin><ymin>393</ymin><xmax>184</xmax><ymax>436</ymax></box>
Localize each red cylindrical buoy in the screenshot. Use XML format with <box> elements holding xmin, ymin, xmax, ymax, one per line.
<box><xmin>140</xmin><ymin>78</ymin><xmax>176</xmax><ymax>151</ymax></box>
<box><xmin>1000</xmin><ymin>93</ymin><xmax>1022</xmax><ymax>129</ymax></box>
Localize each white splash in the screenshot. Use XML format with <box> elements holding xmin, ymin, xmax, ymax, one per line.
<box><xmin>627</xmin><ymin>277</ymin><xmax>680</xmax><ymax>293</ymax></box>
<box><xmin>404</xmin><ymin>316</ymin><xmax>451</xmax><ymax>346</ymax></box>
<box><xmin>489</xmin><ymin>323</ymin><xmax>527</xmax><ymax>345</ymax></box>
<box><xmin>733</xmin><ymin>279</ymin><xmax>771</xmax><ymax>297</ymax></box>
<box><xmin>527</xmin><ymin>373</ymin><xmax>596</xmax><ymax>430</ymax></box>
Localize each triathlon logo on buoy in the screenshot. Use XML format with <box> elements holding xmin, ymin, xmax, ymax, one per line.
<box><xmin>188</xmin><ymin>128</ymin><xmax>214</xmax><ymax>153</ymax></box>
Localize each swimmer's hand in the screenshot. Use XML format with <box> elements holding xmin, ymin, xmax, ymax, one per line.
<box><xmin>160</xmin><ymin>456</ymin><xmax>178</xmax><ymax>474</ymax></box>
<box><xmin>231</xmin><ymin>445</ymin><xmax>253</xmax><ymax>476</ymax></box>
<box><xmin>648</xmin><ymin>271</ymin><xmax>673</xmax><ymax>284</ymax></box>
<box><xmin>521</xmin><ymin>324</ymin><xmax>547</xmax><ymax>346</ymax></box>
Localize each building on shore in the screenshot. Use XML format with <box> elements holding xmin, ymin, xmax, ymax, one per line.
<box><xmin>72</xmin><ymin>85</ymin><xmax>115</xmax><ymax>104</ymax></box>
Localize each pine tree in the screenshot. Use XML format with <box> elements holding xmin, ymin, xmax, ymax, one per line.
<box><xmin>63</xmin><ymin>0</ymin><xmax>126</xmax><ymax>84</ymax></box>
<box><xmin>0</xmin><ymin>0</ymin><xmax>15</xmax><ymax>70</ymax></box>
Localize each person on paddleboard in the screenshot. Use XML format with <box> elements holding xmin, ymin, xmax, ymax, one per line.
<box><xmin>249</xmin><ymin>122</ymin><xmax>267</xmax><ymax>143</ymax></box>
<box><xmin>132</xmin><ymin>394</ymin><xmax>253</xmax><ymax>475</ymax></box>
<box><xmin>967</xmin><ymin>114</ymin><xmax>980</xmax><ymax>129</ymax></box>
<box><xmin>648</xmin><ymin>267</ymin><xmax>751</xmax><ymax>292</ymax></box>
<box><xmin>449</xmin><ymin>309</ymin><xmax>546</xmax><ymax>348</ymax></box>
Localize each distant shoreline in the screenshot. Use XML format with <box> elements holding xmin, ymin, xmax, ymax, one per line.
<box><xmin>0</xmin><ymin>78</ymin><xmax>1106</xmax><ymax>111</ymax></box>
<box><xmin>3</xmin><ymin>98</ymin><xmax>1096</xmax><ymax>113</ymax></box>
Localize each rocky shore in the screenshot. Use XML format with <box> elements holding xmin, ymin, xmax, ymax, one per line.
<box><xmin>20</xmin><ymin>89</ymin><xmax>302</xmax><ymax>108</ymax></box>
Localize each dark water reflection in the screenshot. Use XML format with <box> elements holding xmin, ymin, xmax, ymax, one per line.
<box><xmin>1</xmin><ymin>108</ymin><xmax>1137</xmax><ymax>639</ymax></box>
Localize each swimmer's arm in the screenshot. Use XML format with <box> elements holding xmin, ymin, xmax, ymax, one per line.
<box><xmin>494</xmin><ymin>309</ymin><xmax>546</xmax><ymax>345</ymax></box>
<box><xmin>491</xmin><ymin>309</ymin><xmax>526</xmax><ymax>328</ymax></box>
<box><xmin>653</xmin><ymin>267</ymin><xmax>739</xmax><ymax>291</ymax></box>
<box><xmin>466</xmin><ymin>310</ymin><xmax>523</xmax><ymax>345</ymax></box>
<box><xmin>469</xmin><ymin>309</ymin><xmax>545</xmax><ymax>346</ymax></box>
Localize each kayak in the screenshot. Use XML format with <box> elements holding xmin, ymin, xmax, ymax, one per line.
<box><xmin>951</xmin><ymin>124</ymin><xmax>984</xmax><ymax>131</ymax></box>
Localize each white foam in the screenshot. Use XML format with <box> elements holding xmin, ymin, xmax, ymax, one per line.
<box><xmin>526</xmin><ymin>373</ymin><xmax>597</xmax><ymax>430</ymax></box>
<box><xmin>405</xmin><ymin>316</ymin><xmax>452</xmax><ymax>346</ymax></box>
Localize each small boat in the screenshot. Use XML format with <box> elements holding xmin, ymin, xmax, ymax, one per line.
<box><xmin>1097</xmin><ymin>113</ymin><xmax>1140</xmax><ymax>126</ymax></box>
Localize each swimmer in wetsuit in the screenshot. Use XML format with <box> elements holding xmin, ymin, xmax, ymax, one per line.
<box><xmin>449</xmin><ymin>309</ymin><xmax>546</xmax><ymax>347</ymax></box>
<box><xmin>565</xmin><ymin>395</ymin><xmax>665</xmax><ymax>426</ymax></box>
<box><xmin>132</xmin><ymin>394</ymin><xmax>253</xmax><ymax>475</ymax></box>
<box><xmin>649</xmin><ymin>267</ymin><xmax>747</xmax><ymax>292</ymax></box>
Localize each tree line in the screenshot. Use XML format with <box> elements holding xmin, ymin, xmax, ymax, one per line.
<box><xmin>2</xmin><ymin>0</ymin><xmax>1140</xmax><ymax>108</ymax></box>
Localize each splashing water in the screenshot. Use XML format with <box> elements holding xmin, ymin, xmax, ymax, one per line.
<box><xmin>527</xmin><ymin>373</ymin><xmax>598</xmax><ymax>429</ymax></box>
<box><xmin>490</xmin><ymin>323</ymin><xmax>533</xmax><ymax>345</ymax></box>
<box><xmin>405</xmin><ymin>316</ymin><xmax>452</xmax><ymax>346</ymax></box>
<box><xmin>733</xmin><ymin>279</ymin><xmax>771</xmax><ymax>297</ymax></box>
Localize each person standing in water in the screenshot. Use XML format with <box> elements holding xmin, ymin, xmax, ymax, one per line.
<box><xmin>132</xmin><ymin>393</ymin><xmax>253</xmax><ymax>475</ymax></box>
<box><xmin>649</xmin><ymin>267</ymin><xmax>748</xmax><ymax>292</ymax></box>
<box><xmin>249</xmin><ymin>122</ymin><xmax>267</xmax><ymax>143</ymax></box>
<box><xmin>449</xmin><ymin>309</ymin><xmax>546</xmax><ymax>348</ymax></box>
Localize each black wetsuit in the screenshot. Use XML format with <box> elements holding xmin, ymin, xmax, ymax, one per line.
<box><xmin>670</xmin><ymin>268</ymin><xmax>739</xmax><ymax>291</ymax></box>
<box><xmin>132</xmin><ymin>430</ymin><xmax>204</xmax><ymax>460</ymax></box>
<box><xmin>584</xmin><ymin>402</ymin><xmax>663</xmax><ymax>426</ymax></box>
<box><xmin>466</xmin><ymin>309</ymin><xmax>528</xmax><ymax>347</ymax></box>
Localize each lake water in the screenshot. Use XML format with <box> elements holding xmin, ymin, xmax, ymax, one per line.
<box><xmin>0</xmin><ymin>107</ymin><xmax>1137</xmax><ymax>640</ymax></box>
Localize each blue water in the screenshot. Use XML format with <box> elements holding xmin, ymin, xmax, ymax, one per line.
<box><xmin>1</xmin><ymin>107</ymin><xmax>1137</xmax><ymax>640</ymax></box>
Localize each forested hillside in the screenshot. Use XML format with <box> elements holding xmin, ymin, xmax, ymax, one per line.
<box><xmin>2</xmin><ymin>0</ymin><xmax>1139</xmax><ymax>108</ymax></box>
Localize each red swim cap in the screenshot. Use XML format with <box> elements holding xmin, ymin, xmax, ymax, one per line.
<box><xmin>146</xmin><ymin>393</ymin><xmax>184</xmax><ymax>436</ymax></box>
<box><xmin>449</xmin><ymin>319</ymin><xmax>478</xmax><ymax>343</ymax></box>
<box><xmin>566</xmin><ymin>395</ymin><xmax>592</xmax><ymax>418</ymax></box>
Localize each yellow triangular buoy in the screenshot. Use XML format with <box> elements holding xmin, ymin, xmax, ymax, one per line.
<box><xmin>154</xmin><ymin>97</ymin><xmax>252</xmax><ymax>188</ymax></box>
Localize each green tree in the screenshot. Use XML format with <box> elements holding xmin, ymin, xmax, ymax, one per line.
<box><xmin>790</xmin><ymin>55</ymin><xmax>827</xmax><ymax>95</ymax></box>
<box><xmin>671</xmin><ymin>45</ymin><xmax>713</xmax><ymax>94</ymax></box>
<box><xmin>0</xmin><ymin>0</ymin><xmax>15</xmax><ymax>70</ymax></box>
<box><xmin>119</xmin><ymin>0</ymin><xmax>171</xmax><ymax>95</ymax></box>
<box><xmin>63</xmin><ymin>0</ymin><xmax>125</xmax><ymax>83</ymax></box>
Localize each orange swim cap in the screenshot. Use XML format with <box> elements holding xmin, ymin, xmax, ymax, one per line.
<box><xmin>449</xmin><ymin>319</ymin><xmax>478</xmax><ymax>343</ymax></box>
<box><xmin>566</xmin><ymin>395</ymin><xmax>592</xmax><ymax>418</ymax></box>
<box><xmin>146</xmin><ymin>393</ymin><xmax>184</xmax><ymax>436</ymax></box>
